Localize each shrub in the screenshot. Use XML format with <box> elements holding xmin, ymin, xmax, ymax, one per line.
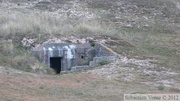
<box><xmin>11</xmin><ymin>55</ymin><xmax>36</xmax><ymax>72</ymax></box>
<box><xmin>90</xmin><ymin>42</ymin><xmax>95</xmax><ymax>47</ymax></box>
<box><xmin>100</xmin><ymin>61</ymin><xmax>110</xmax><ymax>65</ymax></box>
<box><xmin>158</xmin><ymin>84</ymin><xmax>165</xmax><ymax>91</ymax></box>
<box><xmin>169</xmin><ymin>88</ymin><xmax>180</xmax><ymax>93</ymax></box>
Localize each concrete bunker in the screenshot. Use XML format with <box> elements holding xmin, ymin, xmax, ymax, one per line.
<box><xmin>33</xmin><ymin>43</ymin><xmax>116</xmax><ymax>73</ymax></box>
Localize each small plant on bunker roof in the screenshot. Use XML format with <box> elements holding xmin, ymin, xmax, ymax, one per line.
<box><xmin>100</xmin><ymin>61</ymin><xmax>110</xmax><ymax>65</ymax></box>
<box><xmin>90</xmin><ymin>42</ymin><xmax>95</xmax><ymax>47</ymax></box>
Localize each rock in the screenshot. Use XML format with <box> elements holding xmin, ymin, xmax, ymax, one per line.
<box><xmin>21</xmin><ymin>37</ymin><xmax>37</xmax><ymax>48</ymax></box>
<box><xmin>38</xmin><ymin>0</ymin><xmax>51</xmax><ymax>3</ymax></box>
<box><xmin>42</xmin><ymin>69</ymin><xmax>48</xmax><ymax>74</ymax></box>
<box><xmin>77</xmin><ymin>38</ymin><xmax>86</xmax><ymax>44</ymax></box>
<box><xmin>43</xmin><ymin>37</ymin><xmax>64</xmax><ymax>44</ymax></box>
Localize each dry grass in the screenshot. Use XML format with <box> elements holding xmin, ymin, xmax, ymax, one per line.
<box><xmin>0</xmin><ymin>0</ymin><xmax>179</xmax><ymax>71</ymax></box>
<box><xmin>0</xmin><ymin>0</ymin><xmax>179</xmax><ymax>100</ymax></box>
<box><xmin>0</xmin><ymin>12</ymin><xmax>115</xmax><ymax>37</ymax></box>
<box><xmin>0</xmin><ymin>13</ymin><xmax>65</xmax><ymax>36</ymax></box>
<box><xmin>0</xmin><ymin>11</ymin><xmax>116</xmax><ymax>71</ymax></box>
<box><xmin>0</xmin><ymin>66</ymin><xmax>172</xmax><ymax>101</ymax></box>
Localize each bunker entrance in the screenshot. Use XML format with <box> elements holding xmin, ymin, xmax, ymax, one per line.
<box><xmin>50</xmin><ymin>57</ymin><xmax>62</xmax><ymax>74</ymax></box>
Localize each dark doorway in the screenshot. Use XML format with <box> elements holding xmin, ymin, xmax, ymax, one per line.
<box><xmin>50</xmin><ymin>57</ymin><xmax>62</xmax><ymax>74</ymax></box>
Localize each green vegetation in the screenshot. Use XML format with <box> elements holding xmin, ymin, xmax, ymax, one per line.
<box><xmin>0</xmin><ymin>0</ymin><xmax>179</xmax><ymax>72</ymax></box>
<box><xmin>0</xmin><ymin>0</ymin><xmax>179</xmax><ymax>100</ymax></box>
<box><xmin>158</xmin><ymin>84</ymin><xmax>165</xmax><ymax>91</ymax></box>
<box><xmin>90</xmin><ymin>42</ymin><xmax>96</xmax><ymax>47</ymax></box>
<box><xmin>100</xmin><ymin>61</ymin><xmax>110</xmax><ymax>65</ymax></box>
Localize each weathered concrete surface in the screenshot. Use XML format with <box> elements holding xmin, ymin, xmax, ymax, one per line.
<box><xmin>71</xmin><ymin>65</ymin><xmax>90</xmax><ymax>72</ymax></box>
<box><xmin>89</xmin><ymin>56</ymin><xmax>116</xmax><ymax>67</ymax></box>
<box><xmin>34</xmin><ymin>43</ymin><xmax>77</xmax><ymax>71</ymax></box>
<box><xmin>95</xmin><ymin>43</ymin><xmax>117</xmax><ymax>57</ymax></box>
<box><xmin>33</xmin><ymin>43</ymin><xmax>117</xmax><ymax>72</ymax></box>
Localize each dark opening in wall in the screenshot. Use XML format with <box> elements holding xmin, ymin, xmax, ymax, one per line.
<box><xmin>50</xmin><ymin>57</ymin><xmax>62</xmax><ymax>74</ymax></box>
<box><xmin>81</xmin><ymin>56</ymin><xmax>84</xmax><ymax>59</ymax></box>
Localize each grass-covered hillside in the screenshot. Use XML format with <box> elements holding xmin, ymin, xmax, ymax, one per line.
<box><xmin>0</xmin><ymin>0</ymin><xmax>179</xmax><ymax>70</ymax></box>
<box><xmin>0</xmin><ymin>0</ymin><xmax>180</xmax><ymax>100</ymax></box>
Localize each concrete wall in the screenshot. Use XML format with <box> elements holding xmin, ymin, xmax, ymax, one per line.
<box><xmin>33</xmin><ymin>43</ymin><xmax>77</xmax><ymax>71</ymax></box>
<box><xmin>71</xmin><ymin>56</ymin><xmax>116</xmax><ymax>72</ymax></box>
<box><xmin>33</xmin><ymin>43</ymin><xmax>96</xmax><ymax>71</ymax></box>
<box><xmin>33</xmin><ymin>43</ymin><xmax>117</xmax><ymax>72</ymax></box>
<box><xmin>75</xmin><ymin>47</ymin><xmax>95</xmax><ymax>66</ymax></box>
<box><xmin>95</xmin><ymin>43</ymin><xmax>115</xmax><ymax>57</ymax></box>
<box><xmin>89</xmin><ymin>56</ymin><xmax>116</xmax><ymax>67</ymax></box>
<box><xmin>71</xmin><ymin>65</ymin><xmax>90</xmax><ymax>71</ymax></box>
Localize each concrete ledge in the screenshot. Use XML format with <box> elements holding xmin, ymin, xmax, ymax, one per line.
<box><xmin>71</xmin><ymin>55</ymin><xmax>116</xmax><ymax>72</ymax></box>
